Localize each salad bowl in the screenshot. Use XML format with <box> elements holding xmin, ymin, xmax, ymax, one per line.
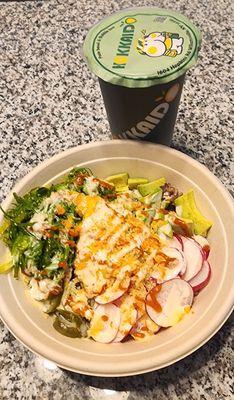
<box><xmin>0</xmin><ymin>140</ymin><xmax>233</xmax><ymax>376</ymax></box>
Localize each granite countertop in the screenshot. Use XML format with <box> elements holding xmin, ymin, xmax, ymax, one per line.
<box><xmin>0</xmin><ymin>0</ymin><xmax>233</xmax><ymax>399</ymax></box>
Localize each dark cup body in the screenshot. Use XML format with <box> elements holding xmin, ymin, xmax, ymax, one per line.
<box><xmin>99</xmin><ymin>74</ymin><xmax>185</xmax><ymax>146</ymax></box>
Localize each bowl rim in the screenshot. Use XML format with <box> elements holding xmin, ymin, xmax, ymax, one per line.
<box><xmin>0</xmin><ymin>140</ymin><xmax>233</xmax><ymax>377</ymax></box>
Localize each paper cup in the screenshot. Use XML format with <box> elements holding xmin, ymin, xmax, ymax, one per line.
<box><xmin>84</xmin><ymin>8</ymin><xmax>201</xmax><ymax>145</ymax></box>
<box><xmin>99</xmin><ymin>74</ymin><xmax>185</xmax><ymax>144</ymax></box>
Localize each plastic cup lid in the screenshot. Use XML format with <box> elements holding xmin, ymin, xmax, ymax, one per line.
<box><xmin>83</xmin><ymin>7</ymin><xmax>201</xmax><ymax>88</ymax></box>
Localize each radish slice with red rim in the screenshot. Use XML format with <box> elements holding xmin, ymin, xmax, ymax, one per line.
<box><xmin>112</xmin><ymin>296</ymin><xmax>124</xmax><ymax>307</ymax></box>
<box><xmin>95</xmin><ymin>277</ymin><xmax>130</xmax><ymax>304</ymax></box>
<box><xmin>151</xmin><ymin>247</ymin><xmax>186</xmax><ymax>283</ymax></box>
<box><xmin>193</xmin><ymin>235</ymin><xmax>210</xmax><ymax>260</ymax></box>
<box><xmin>130</xmin><ymin>314</ymin><xmax>160</xmax><ymax>341</ymax></box>
<box><xmin>181</xmin><ymin>237</ymin><xmax>204</xmax><ymax>281</ymax></box>
<box><xmin>174</xmin><ymin>234</ymin><xmax>184</xmax><ymax>250</ymax></box>
<box><xmin>166</xmin><ymin>235</ymin><xmax>183</xmax><ymax>251</ymax></box>
<box><xmin>146</xmin><ymin>278</ymin><xmax>194</xmax><ymax>327</ymax></box>
<box><xmin>112</xmin><ymin>296</ymin><xmax>138</xmax><ymax>343</ymax></box>
<box><xmin>189</xmin><ymin>260</ymin><xmax>211</xmax><ymax>292</ymax></box>
<box><xmin>89</xmin><ymin>303</ymin><xmax>121</xmax><ymax>343</ymax></box>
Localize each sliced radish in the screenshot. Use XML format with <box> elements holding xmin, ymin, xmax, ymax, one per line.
<box><xmin>175</xmin><ymin>234</ymin><xmax>184</xmax><ymax>250</ymax></box>
<box><xmin>112</xmin><ymin>296</ymin><xmax>138</xmax><ymax>343</ymax></box>
<box><xmin>166</xmin><ymin>234</ymin><xmax>183</xmax><ymax>251</ymax></box>
<box><xmin>193</xmin><ymin>235</ymin><xmax>210</xmax><ymax>259</ymax></box>
<box><xmin>181</xmin><ymin>237</ymin><xmax>203</xmax><ymax>281</ymax></box>
<box><xmin>189</xmin><ymin>260</ymin><xmax>211</xmax><ymax>292</ymax></box>
<box><xmin>112</xmin><ymin>296</ymin><xmax>124</xmax><ymax>307</ymax></box>
<box><xmin>89</xmin><ymin>303</ymin><xmax>120</xmax><ymax>343</ymax></box>
<box><xmin>151</xmin><ymin>247</ymin><xmax>186</xmax><ymax>283</ymax></box>
<box><xmin>130</xmin><ymin>314</ymin><xmax>160</xmax><ymax>341</ymax></box>
<box><xmin>146</xmin><ymin>278</ymin><xmax>193</xmax><ymax>327</ymax></box>
<box><xmin>128</xmin><ymin>283</ymin><xmax>147</xmax><ymax>319</ymax></box>
<box><xmin>95</xmin><ymin>277</ymin><xmax>130</xmax><ymax>304</ymax></box>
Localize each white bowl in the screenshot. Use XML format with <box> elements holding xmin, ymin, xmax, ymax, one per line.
<box><xmin>0</xmin><ymin>140</ymin><xmax>233</xmax><ymax>376</ymax></box>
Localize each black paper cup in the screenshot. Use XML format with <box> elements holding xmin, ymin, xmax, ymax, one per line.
<box><xmin>84</xmin><ymin>8</ymin><xmax>201</xmax><ymax>145</ymax></box>
<box><xmin>99</xmin><ymin>74</ymin><xmax>185</xmax><ymax>145</ymax></box>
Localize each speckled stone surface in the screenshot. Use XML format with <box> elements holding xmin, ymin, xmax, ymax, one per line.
<box><xmin>0</xmin><ymin>0</ymin><xmax>233</xmax><ymax>399</ymax></box>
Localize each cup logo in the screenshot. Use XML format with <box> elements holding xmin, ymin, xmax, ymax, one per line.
<box><xmin>118</xmin><ymin>83</ymin><xmax>180</xmax><ymax>140</ymax></box>
<box><xmin>137</xmin><ymin>31</ymin><xmax>184</xmax><ymax>58</ymax></box>
<box><xmin>112</xmin><ymin>18</ymin><xmax>137</xmax><ymax>69</ymax></box>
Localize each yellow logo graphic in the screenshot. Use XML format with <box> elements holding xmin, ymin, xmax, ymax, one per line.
<box><xmin>114</xmin><ymin>55</ymin><xmax>128</xmax><ymax>65</ymax></box>
<box><xmin>137</xmin><ymin>31</ymin><xmax>183</xmax><ymax>58</ymax></box>
<box><xmin>125</xmin><ymin>17</ymin><xmax>137</xmax><ymax>24</ymax></box>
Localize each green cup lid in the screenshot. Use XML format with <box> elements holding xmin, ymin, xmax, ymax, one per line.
<box><xmin>83</xmin><ymin>8</ymin><xmax>201</xmax><ymax>88</ymax></box>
